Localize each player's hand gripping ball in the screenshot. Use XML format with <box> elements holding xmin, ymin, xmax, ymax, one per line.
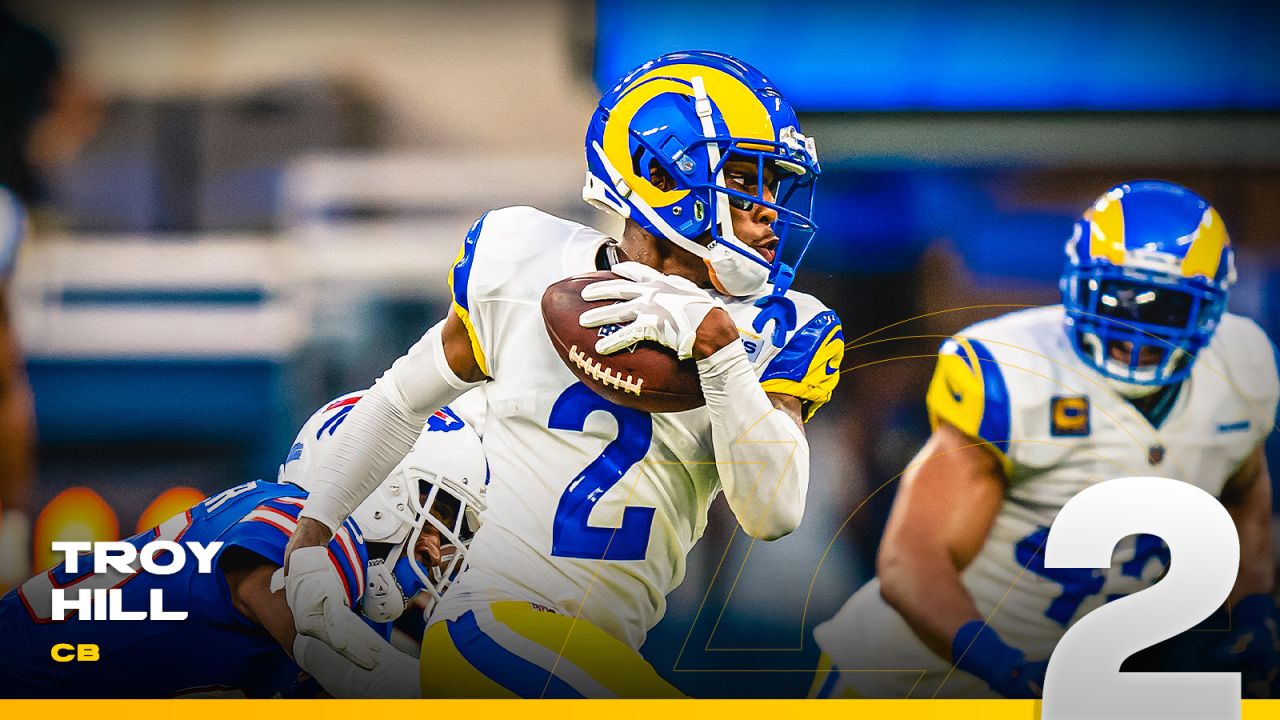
<box><xmin>542</xmin><ymin>264</ymin><xmax>707</xmax><ymax>414</ymax></box>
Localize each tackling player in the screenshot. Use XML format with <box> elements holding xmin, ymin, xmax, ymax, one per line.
<box><xmin>811</xmin><ymin>180</ymin><xmax>1279</xmax><ymax>698</ymax></box>
<box><xmin>0</xmin><ymin>393</ymin><xmax>487</xmax><ymax>698</ymax></box>
<box><xmin>281</xmin><ymin>50</ymin><xmax>844</xmax><ymax>697</ymax></box>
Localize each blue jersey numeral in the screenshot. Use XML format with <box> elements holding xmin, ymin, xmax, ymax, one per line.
<box><xmin>1015</xmin><ymin>526</ymin><xmax>1170</xmax><ymax>627</ymax></box>
<box><xmin>548</xmin><ymin>383</ymin><xmax>654</xmax><ymax>561</ymax></box>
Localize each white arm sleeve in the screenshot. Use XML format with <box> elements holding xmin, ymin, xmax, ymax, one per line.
<box><xmin>300</xmin><ymin>320</ymin><xmax>484</xmax><ymax>531</ymax></box>
<box><xmin>293</xmin><ymin>634</ymin><xmax>420</xmax><ymax>698</ymax></box>
<box><xmin>697</xmin><ymin>342</ymin><xmax>810</xmax><ymax>540</ymax></box>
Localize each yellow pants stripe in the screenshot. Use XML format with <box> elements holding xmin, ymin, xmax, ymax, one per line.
<box><xmin>491</xmin><ymin>601</ymin><xmax>686</xmax><ymax>698</ymax></box>
<box><xmin>420</xmin><ymin>601</ymin><xmax>686</xmax><ymax>698</ymax></box>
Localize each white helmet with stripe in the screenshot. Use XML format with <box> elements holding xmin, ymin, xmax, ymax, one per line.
<box><xmin>279</xmin><ymin>392</ymin><xmax>488</xmax><ymax>621</ymax></box>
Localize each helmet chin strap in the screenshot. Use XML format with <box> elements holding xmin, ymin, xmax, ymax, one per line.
<box><xmin>690</xmin><ymin>75</ymin><xmax>768</xmax><ymax>297</ymax></box>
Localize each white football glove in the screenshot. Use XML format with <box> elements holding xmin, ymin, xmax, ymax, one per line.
<box><xmin>280</xmin><ymin>546</ymin><xmax>383</xmax><ymax>670</ymax></box>
<box><xmin>579</xmin><ymin>261</ymin><xmax>725</xmax><ymax>360</ymax></box>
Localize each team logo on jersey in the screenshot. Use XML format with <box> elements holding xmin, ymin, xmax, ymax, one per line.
<box><xmin>1148</xmin><ymin>444</ymin><xmax>1166</xmax><ymax>465</ymax></box>
<box><xmin>1050</xmin><ymin>396</ymin><xmax>1091</xmax><ymax>436</ymax></box>
<box><xmin>426</xmin><ymin>406</ymin><xmax>465</xmax><ymax>432</ymax></box>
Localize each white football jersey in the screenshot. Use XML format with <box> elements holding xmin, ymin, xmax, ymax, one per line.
<box><xmin>815</xmin><ymin>305</ymin><xmax>1279</xmax><ymax>698</ymax></box>
<box><xmin>431</xmin><ymin>206</ymin><xmax>844</xmax><ymax>648</ymax></box>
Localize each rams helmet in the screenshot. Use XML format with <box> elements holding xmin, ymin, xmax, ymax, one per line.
<box><xmin>583</xmin><ymin>50</ymin><xmax>820</xmax><ymax>345</ymax></box>
<box><xmin>1061</xmin><ymin>180</ymin><xmax>1235</xmax><ymax>396</ymax></box>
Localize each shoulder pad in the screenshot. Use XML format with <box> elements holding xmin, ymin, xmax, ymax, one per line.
<box><xmin>1212</xmin><ymin>314</ymin><xmax>1280</xmax><ymax>433</ymax></box>
<box><xmin>759</xmin><ymin>300</ymin><xmax>844</xmax><ymax>421</ymax></box>
<box><xmin>448</xmin><ymin>207</ymin><xmax>604</xmax><ymax>376</ymax></box>
<box><xmin>927</xmin><ymin>334</ymin><xmax>1013</xmax><ymax>471</ymax></box>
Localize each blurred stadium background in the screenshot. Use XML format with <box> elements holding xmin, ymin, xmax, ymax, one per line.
<box><xmin>4</xmin><ymin>0</ymin><xmax>1279</xmax><ymax>697</ymax></box>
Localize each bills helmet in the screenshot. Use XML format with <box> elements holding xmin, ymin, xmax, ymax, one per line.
<box><xmin>279</xmin><ymin>395</ymin><xmax>488</xmax><ymax>621</ymax></box>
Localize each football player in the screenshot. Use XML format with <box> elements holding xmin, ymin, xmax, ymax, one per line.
<box><xmin>0</xmin><ymin>7</ymin><xmax>51</xmax><ymax>591</ymax></box>
<box><xmin>1</xmin><ymin>9</ymin><xmax>100</xmax><ymax>590</ymax></box>
<box><xmin>281</xmin><ymin>51</ymin><xmax>844</xmax><ymax>697</ymax></box>
<box><xmin>0</xmin><ymin>185</ymin><xmax>34</xmax><ymax>592</ymax></box>
<box><xmin>0</xmin><ymin>393</ymin><xmax>487</xmax><ymax>698</ymax></box>
<box><xmin>811</xmin><ymin>180</ymin><xmax>1279</xmax><ymax>698</ymax></box>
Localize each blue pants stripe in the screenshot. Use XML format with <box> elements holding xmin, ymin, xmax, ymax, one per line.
<box><xmin>817</xmin><ymin>664</ymin><xmax>841</xmax><ymax>698</ymax></box>
<box><xmin>447</xmin><ymin>610</ymin><xmax>585</xmax><ymax>699</ymax></box>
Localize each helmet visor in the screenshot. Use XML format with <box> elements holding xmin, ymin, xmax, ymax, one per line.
<box><xmin>1084</xmin><ymin>279</ymin><xmax>1196</xmax><ymax>330</ymax></box>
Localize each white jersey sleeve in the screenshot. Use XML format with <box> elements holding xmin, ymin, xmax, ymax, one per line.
<box><xmin>448</xmin><ymin>206</ymin><xmax>601</xmax><ymax>379</ymax></box>
<box><xmin>1209</xmin><ymin>313</ymin><xmax>1280</xmax><ymax>459</ymax></box>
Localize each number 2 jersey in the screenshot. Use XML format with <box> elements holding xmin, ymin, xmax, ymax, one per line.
<box><xmin>813</xmin><ymin>305</ymin><xmax>1279</xmax><ymax>698</ymax></box>
<box><xmin>0</xmin><ymin>480</ymin><xmax>378</xmax><ymax>698</ymax></box>
<box><xmin>432</xmin><ymin>206</ymin><xmax>844</xmax><ymax>649</ymax></box>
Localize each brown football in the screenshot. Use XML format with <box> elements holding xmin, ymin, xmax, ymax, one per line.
<box><xmin>541</xmin><ymin>271</ymin><xmax>705</xmax><ymax>414</ymax></box>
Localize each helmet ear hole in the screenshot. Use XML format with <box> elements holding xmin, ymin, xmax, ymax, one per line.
<box><xmin>365</xmin><ymin>541</ymin><xmax>396</xmax><ymax>563</ymax></box>
<box><xmin>646</xmin><ymin>159</ymin><xmax>676</xmax><ymax>192</ymax></box>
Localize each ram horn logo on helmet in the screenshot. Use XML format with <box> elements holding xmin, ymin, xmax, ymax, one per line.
<box><xmin>582</xmin><ymin>50</ymin><xmax>821</xmax><ymax>347</ymax></box>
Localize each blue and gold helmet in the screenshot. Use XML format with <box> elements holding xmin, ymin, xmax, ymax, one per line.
<box><xmin>583</xmin><ymin>50</ymin><xmax>820</xmax><ymax>344</ymax></box>
<box><xmin>1061</xmin><ymin>180</ymin><xmax>1235</xmax><ymax>393</ymax></box>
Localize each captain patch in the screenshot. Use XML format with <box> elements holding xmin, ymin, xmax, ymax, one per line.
<box><xmin>1050</xmin><ymin>396</ymin><xmax>1091</xmax><ymax>437</ymax></box>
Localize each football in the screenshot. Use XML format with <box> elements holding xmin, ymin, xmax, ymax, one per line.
<box><xmin>541</xmin><ymin>271</ymin><xmax>705</xmax><ymax>414</ymax></box>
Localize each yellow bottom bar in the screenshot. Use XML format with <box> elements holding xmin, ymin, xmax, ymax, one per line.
<box><xmin>4</xmin><ymin>700</ymin><xmax>1280</xmax><ymax>719</ymax></box>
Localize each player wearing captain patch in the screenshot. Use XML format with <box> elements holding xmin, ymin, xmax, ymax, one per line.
<box><xmin>283</xmin><ymin>51</ymin><xmax>841</xmax><ymax>698</ymax></box>
<box><xmin>813</xmin><ymin>180</ymin><xmax>1280</xmax><ymax>699</ymax></box>
<box><xmin>0</xmin><ymin>480</ymin><xmax>378</xmax><ymax>698</ymax></box>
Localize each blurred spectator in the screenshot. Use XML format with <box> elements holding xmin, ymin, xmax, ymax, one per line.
<box><xmin>0</xmin><ymin>4</ymin><xmax>99</xmax><ymax>588</ymax></box>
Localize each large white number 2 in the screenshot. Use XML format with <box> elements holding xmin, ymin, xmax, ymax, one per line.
<box><xmin>1043</xmin><ymin>476</ymin><xmax>1240</xmax><ymax>720</ymax></box>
